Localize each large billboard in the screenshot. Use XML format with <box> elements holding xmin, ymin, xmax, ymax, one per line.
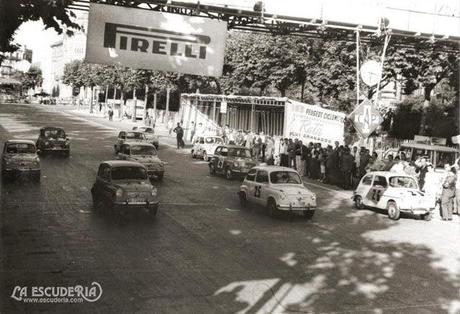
<box><xmin>284</xmin><ymin>100</ymin><xmax>345</xmax><ymax>146</ymax></box>
<box><xmin>86</xmin><ymin>3</ymin><xmax>228</xmax><ymax>77</ymax></box>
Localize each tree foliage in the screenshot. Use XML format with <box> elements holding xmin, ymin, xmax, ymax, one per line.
<box><xmin>0</xmin><ymin>0</ymin><xmax>79</xmax><ymax>64</ymax></box>
<box><xmin>13</xmin><ymin>65</ymin><xmax>43</xmax><ymax>90</ymax></box>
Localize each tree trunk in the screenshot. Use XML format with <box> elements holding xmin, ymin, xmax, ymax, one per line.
<box><xmin>120</xmin><ymin>90</ymin><xmax>124</xmax><ymax>119</ymax></box>
<box><xmin>300</xmin><ymin>79</ymin><xmax>305</xmax><ymax>102</ymax></box>
<box><xmin>164</xmin><ymin>87</ymin><xmax>170</xmax><ymax>123</ymax></box>
<box><xmin>280</xmin><ymin>89</ymin><xmax>286</xmax><ymax>97</ymax></box>
<box><xmin>132</xmin><ymin>87</ymin><xmax>137</xmax><ymax>122</ymax></box>
<box><xmin>419</xmin><ymin>86</ymin><xmax>433</xmax><ymax>135</ymax></box>
<box><xmin>89</xmin><ymin>86</ymin><xmax>94</xmax><ymax>113</ymax></box>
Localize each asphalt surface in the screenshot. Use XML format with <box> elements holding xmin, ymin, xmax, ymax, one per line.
<box><xmin>1</xmin><ymin>103</ymin><xmax>459</xmax><ymax>314</ymax></box>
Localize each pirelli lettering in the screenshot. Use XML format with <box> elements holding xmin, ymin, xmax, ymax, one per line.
<box><xmin>103</xmin><ymin>23</ymin><xmax>210</xmax><ymax>59</ymax></box>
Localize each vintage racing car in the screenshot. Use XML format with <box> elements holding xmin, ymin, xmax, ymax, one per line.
<box><xmin>132</xmin><ymin>126</ymin><xmax>159</xmax><ymax>149</ymax></box>
<box><xmin>209</xmin><ymin>145</ymin><xmax>257</xmax><ymax>180</ymax></box>
<box><xmin>353</xmin><ymin>171</ymin><xmax>434</xmax><ymax>220</ymax></box>
<box><xmin>191</xmin><ymin>136</ymin><xmax>224</xmax><ymax>161</ymax></box>
<box><xmin>114</xmin><ymin>131</ymin><xmax>147</xmax><ymax>154</ymax></box>
<box><xmin>36</xmin><ymin>126</ymin><xmax>70</xmax><ymax>157</ymax></box>
<box><xmin>91</xmin><ymin>161</ymin><xmax>159</xmax><ymax>222</ymax></box>
<box><xmin>239</xmin><ymin>166</ymin><xmax>317</xmax><ymax>218</ymax></box>
<box><xmin>2</xmin><ymin>140</ymin><xmax>41</xmax><ymax>182</ymax></box>
<box><xmin>118</xmin><ymin>142</ymin><xmax>165</xmax><ymax>181</ymax></box>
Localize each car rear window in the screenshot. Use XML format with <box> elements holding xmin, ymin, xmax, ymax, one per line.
<box><xmin>111</xmin><ymin>166</ymin><xmax>147</xmax><ymax>180</ymax></box>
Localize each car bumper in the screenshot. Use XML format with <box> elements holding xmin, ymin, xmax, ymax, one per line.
<box><xmin>4</xmin><ymin>168</ymin><xmax>40</xmax><ymax>173</ymax></box>
<box><xmin>113</xmin><ymin>200</ymin><xmax>159</xmax><ymax>211</ymax></box>
<box><xmin>400</xmin><ymin>207</ymin><xmax>432</xmax><ymax>215</ymax></box>
<box><xmin>231</xmin><ymin>169</ymin><xmax>251</xmax><ymax>176</ymax></box>
<box><xmin>277</xmin><ymin>204</ymin><xmax>317</xmax><ymax>211</ymax></box>
<box><xmin>41</xmin><ymin>147</ymin><xmax>69</xmax><ymax>152</ymax></box>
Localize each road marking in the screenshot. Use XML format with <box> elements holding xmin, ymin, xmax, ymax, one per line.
<box><xmin>225</xmin><ymin>208</ymin><xmax>240</xmax><ymax>212</ymax></box>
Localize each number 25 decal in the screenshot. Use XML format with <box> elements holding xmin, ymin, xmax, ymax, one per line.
<box><xmin>254</xmin><ymin>186</ymin><xmax>261</xmax><ymax>198</ymax></box>
<box><xmin>371</xmin><ymin>189</ymin><xmax>382</xmax><ymax>201</ymax></box>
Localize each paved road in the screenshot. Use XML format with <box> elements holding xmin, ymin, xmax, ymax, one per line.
<box><xmin>1</xmin><ymin>103</ymin><xmax>459</xmax><ymax>314</ymax></box>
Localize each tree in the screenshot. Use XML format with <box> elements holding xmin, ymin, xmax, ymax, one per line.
<box><xmin>385</xmin><ymin>45</ymin><xmax>459</xmax><ymax>134</ymax></box>
<box><xmin>13</xmin><ymin>65</ymin><xmax>43</xmax><ymax>90</ymax></box>
<box><xmin>0</xmin><ymin>0</ymin><xmax>79</xmax><ymax>64</ymax></box>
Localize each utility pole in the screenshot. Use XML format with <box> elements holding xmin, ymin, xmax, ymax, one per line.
<box><xmin>132</xmin><ymin>87</ymin><xmax>137</xmax><ymax>122</ymax></box>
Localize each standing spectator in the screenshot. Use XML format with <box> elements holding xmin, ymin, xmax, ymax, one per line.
<box><xmin>415</xmin><ymin>157</ymin><xmax>429</xmax><ymax>191</ymax></box>
<box><xmin>259</xmin><ymin>132</ymin><xmax>266</xmax><ymax>161</ymax></box>
<box><xmin>454</xmin><ymin>159</ymin><xmax>460</xmax><ymax>215</ymax></box>
<box><xmin>295</xmin><ymin>140</ymin><xmax>303</xmax><ymax>174</ymax></box>
<box><xmin>325</xmin><ymin>146</ymin><xmax>336</xmax><ymax>184</ymax></box>
<box><xmin>108</xmin><ymin>106</ymin><xmax>114</xmax><ymax>121</ymax></box>
<box><xmin>310</xmin><ymin>151</ymin><xmax>320</xmax><ymax>180</ymax></box>
<box><xmin>300</xmin><ymin>141</ymin><xmax>309</xmax><ymax>176</ymax></box>
<box><xmin>253</xmin><ymin>134</ymin><xmax>262</xmax><ymax>160</ymax></box>
<box><xmin>265</xmin><ymin>136</ymin><xmax>275</xmax><ymax>165</ymax></box>
<box><xmin>319</xmin><ymin>149</ymin><xmax>326</xmax><ymax>182</ymax></box>
<box><xmin>288</xmin><ymin>139</ymin><xmax>296</xmax><ymax>169</ymax></box>
<box><xmin>440</xmin><ymin>165</ymin><xmax>456</xmax><ymax>220</ymax></box>
<box><xmin>173</xmin><ymin>123</ymin><xmax>185</xmax><ymax>149</ymax></box>
<box><xmin>280</xmin><ymin>138</ymin><xmax>289</xmax><ymax>167</ymax></box>
<box><xmin>189</xmin><ymin>121</ymin><xmax>196</xmax><ymax>143</ymax></box>
<box><xmin>305</xmin><ymin>143</ymin><xmax>313</xmax><ymax>177</ymax></box>
<box><xmin>359</xmin><ymin>149</ymin><xmax>370</xmax><ymax>178</ymax></box>
<box><xmin>340</xmin><ymin>148</ymin><xmax>355</xmax><ymax>189</ymax></box>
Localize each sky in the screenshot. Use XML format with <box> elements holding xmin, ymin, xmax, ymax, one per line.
<box><xmin>13</xmin><ymin>0</ymin><xmax>460</xmax><ymax>70</ymax></box>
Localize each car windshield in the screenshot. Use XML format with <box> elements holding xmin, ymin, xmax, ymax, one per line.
<box><xmin>111</xmin><ymin>166</ymin><xmax>147</xmax><ymax>180</ymax></box>
<box><xmin>270</xmin><ymin>171</ymin><xmax>302</xmax><ymax>184</ymax></box>
<box><xmin>126</xmin><ymin>132</ymin><xmax>145</xmax><ymax>140</ymax></box>
<box><xmin>142</xmin><ymin>127</ymin><xmax>153</xmax><ymax>133</ymax></box>
<box><xmin>389</xmin><ymin>176</ymin><xmax>418</xmax><ymax>189</ymax></box>
<box><xmin>228</xmin><ymin>148</ymin><xmax>252</xmax><ymax>158</ymax></box>
<box><xmin>205</xmin><ymin>137</ymin><xmax>222</xmax><ymax>144</ymax></box>
<box><xmin>44</xmin><ymin>129</ymin><xmax>65</xmax><ymax>138</ymax></box>
<box><xmin>130</xmin><ymin>145</ymin><xmax>157</xmax><ymax>156</ymax></box>
<box><xmin>6</xmin><ymin>143</ymin><xmax>36</xmax><ymax>154</ymax></box>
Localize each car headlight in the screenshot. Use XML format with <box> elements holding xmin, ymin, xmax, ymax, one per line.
<box><xmin>115</xmin><ymin>189</ymin><xmax>123</xmax><ymax>198</ymax></box>
<box><xmin>151</xmin><ymin>188</ymin><xmax>157</xmax><ymax>197</ymax></box>
<box><xmin>233</xmin><ymin>162</ymin><xmax>239</xmax><ymax>168</ymax></box>
<box><xmin>44</xmin><ymin>141</ymin><xmax>49</xmax><ymax>146</ymax></box>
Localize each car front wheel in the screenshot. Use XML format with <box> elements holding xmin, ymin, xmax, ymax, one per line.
<box><xmin>267</xmin><ymin>199</ymin><xmax>280</xmax><ymax>218</ymax></box>
<box><xmin>354</xmin><ymin>195</ymin><xmax>363</xmax><ymax>209</ymax></box>
<box><xmin>209</xmin><ymin>163</ymin><xmax>216</xmax><ymax>175</ymax></box>
<box><xmin>387</xmin><ymin>201</ymin><xmax>400</xmax><ymax>220</ymax></box>
<box><xmin>225</xmin><ymin>168</ymin><xmax>233</xmax><ymax>180</ymax></box>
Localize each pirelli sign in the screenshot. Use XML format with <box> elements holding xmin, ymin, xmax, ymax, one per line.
<box><xmin>86</xmin><ymin>3</ymin><xmax>227</xmax><ymax>77</ymax></box>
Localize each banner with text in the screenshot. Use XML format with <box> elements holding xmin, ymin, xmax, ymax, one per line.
<box><xmin>284</xmin><ymin>100</ymin><xmax>345</xmax><ymax>146</ymax></box>
<box><xmin>86</xmin><ymin>3</ymin><xmax>227</xmax><ymax>77</ymax></box>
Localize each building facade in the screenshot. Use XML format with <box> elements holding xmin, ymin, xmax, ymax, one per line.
<box><xmin>43</xmin><ymin>11</ymin><xmax>88</xmax><ymax>98</ymax></box>
<box><xmin>0</xmin><ymin>46</ymin><xmax>33</xmax><ymax>78</ymax></box>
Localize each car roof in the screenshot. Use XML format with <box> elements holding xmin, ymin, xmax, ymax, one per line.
<box><xmin>121</xmin><ymin>142</ymin><xmax>154</xmax><ymax>147</ymax></box>
<box><xmin>365</xmin><ymin>171</ymin><xmax>413</xmax><ymax>178</ymax></box>
<box><xmin>121</xmin><ymin>130</ymin><xmax>143</xmax><ymax>134</ymax></box>
<box><xmin>252</xmin><ymin>165</ymin><xmax>298</xmax><ymax>172</ymax></box>
<box><xmin>101</xmin><ymin>160</ymin><xmax>145</xmax><ymax>167</ymax></box>
<box><xmin>5</xmin><ymin>139</ymin><xmax>35</xmax><ymax>145</ymax></box>
<box><xmin>41</xmin><ymin>126</ymin><xmax>64</xmax><ymax>131</ymax></box>
<box><xmin>217</xmin><ymin>145</ymin><xmax>249</xmax><ymax>149</ymax></box>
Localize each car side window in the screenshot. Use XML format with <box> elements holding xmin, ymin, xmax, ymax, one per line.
<box><xmin>102</xmin><ymin>168</ymin><xmax>111</xmax><ymax>181</ymax></box>
<box><xmin>373</xmin><ymin>176</ymin><xmax>388</xmax><ymax>187</ymax></box>
<box><xmin>362</xmin><ymin>175</ymin><xmax>373</xmax><ymax>185</ymax></box>
<box><xmin>220</xmin><ymin>147</ymin><xmax>228</xmax><ymax>157</ymax></box>
<box><xmin>214</xmin><ymin>147</ymin><xmax>221</xmax><ymax>156</ymax></box>
<box><xmin>246</xmin><ymin>169</ymin><xmax>257</xmax><ymax>182</ymax></box>
<box><xmin>119</xmin><ymin>132</ymin><xmax>126</xmax><ymax>139</ymax></box>
<box><xmin>256</xmin><ymin>170</ymin><xmax>269</xmax><ymax>183</ymax></box>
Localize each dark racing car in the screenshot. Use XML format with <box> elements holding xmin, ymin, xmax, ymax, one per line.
<box><xmin>36</xmin><ymin>127</ymin><xmax>70</xmax><ymax>157</ymax></box>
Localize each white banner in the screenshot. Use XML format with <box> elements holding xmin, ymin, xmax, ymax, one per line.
<box><xmin>284</xmin><ymin>100</ymin><xmax>345</xmax><ymax>146</ymax></box>
<box><xmin>86</xmin><ymin>3</ymin><xmax>227</xmax><ymax>77</ymax></box>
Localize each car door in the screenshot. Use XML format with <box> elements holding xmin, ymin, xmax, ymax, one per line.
<box><xmin>253</xmin><ymin>170</ymin><xmax>269</xmax><ymax>205</ymax></box>
<box><xmin>367</xmin><ymin>175</ymin><xmax>388</xmax><ymax>208</ymax></box>
<box><xmin>217</xmin><ymin>147</ymin><xmax>228</xmax><ymax>173</ymax></box>
<box><xmin>244</xmin><ymin>169</ymin><xmax>257</xmax><ymax>203</ymax></box>
<box><xmin>357</xmin><ymin>174</ymin><xmax>374</xmax><ymax>206</ymax></box>
<box><xmin>99</xmin><ymin>166</ymin><xmax>114</xmax><ymax>203</ymax></box>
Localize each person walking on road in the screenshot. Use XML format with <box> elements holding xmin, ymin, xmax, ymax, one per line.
<box><xmin>440</xmin><ymin>165</ymin><xmax>456</xmax><ymax>220</ymax></box>
<box><xmin>108</xmin><ymin>106</ymin><xmax>114</xmax><ymax>121</ymax></box>
<box><xmin>173</xmin><ymin>123</ymin><xmax>185</xmax><ymax>149</ymax></box>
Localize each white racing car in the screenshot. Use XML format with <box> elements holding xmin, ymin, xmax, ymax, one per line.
<box><xmin>239</xmin><ymin>166</ymin><xmax>317</xmax><ymax>219</ymax></box>
<box><xmin>191</xmin><ymin>136</ymin><xmax>224</xmax><ymax>161</ymax></box>
<box><xmin>352</xmin><ymin>171</ymin><xmax>434</xmax><ymax>220</ymax></box>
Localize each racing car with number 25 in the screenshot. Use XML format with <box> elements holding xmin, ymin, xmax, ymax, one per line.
<box><xmin>239</xmin><ymin>166</ymin><xmax>317</xmax><ymax>219</ymax></box>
